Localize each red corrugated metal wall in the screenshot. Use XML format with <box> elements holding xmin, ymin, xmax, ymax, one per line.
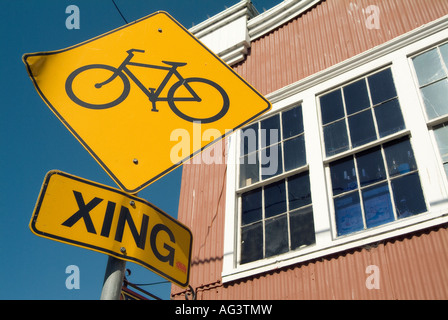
<box><xmin>174</xmin><ymin>200</ymin><xmax>448</xmax><ymax>299</ymax></box>
<box><xmin>172</xmin><ymin>0</ymin><xmax>448</xmax><ymax>299</ymax></box>
<box><xmin>174</xmin><ymin>142</ymin><xmax>228</xmax><ymax>292</ymax></box>
<box><xmin>234</xmin><ymin>0</ymin><xmax>448</xmax><ymax>96</ymax></box>
<box><xmin>192</xmin><ymin>224</ymin><xmax>448</xmax><ymax>300</ymax></box>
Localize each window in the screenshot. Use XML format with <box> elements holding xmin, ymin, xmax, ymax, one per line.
<box><xmin>330</xmin><ymin>137</ymin><xmax>426</xmax><ymax>236</ymax></box>
<box><xmin>223</xmin><ymin>23</ymin><xmax>448</xmax><ymax>283</ymax></box>
<box><xmin>237</xmin><ymin>105</ymin><xmax>315</xmax><ymax>264</ymax></box>
<box><xmin>319</xmin><ymin>68</ymin><xmax>427</xmax><ymax>237</ymax></box>
<box><xmin>320</xmin><ymin>68</ymin><xmax>406</xmax><ymax>157</ymax></box>
<box><xmin>239</xmin><ymin>105</ymin><xmax>305</xmax><ymax>188</ymax></box>
<box><xmin>411</xmin><ymin>42</ymin><xmax>448</xmax><ymax>178</ymax></box>
<box><xmin>433</xmin><ymin>123</ymin><xmax>448</xmax><ymax>177</ymax></box>
<box><xmin>240</xmin><ymin>173</ymin><xmax>314</xmax><ymax>264</ymax></box>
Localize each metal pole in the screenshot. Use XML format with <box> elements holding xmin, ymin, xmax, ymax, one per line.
<box><xmin>100</xmin><ymin>193</ymin><xmax>137</xmax><ymax>300</ymax></box>
<box><xmin>100</xmin><ymin>255</ymin><xmax>127</xmax><ymax>300</ymax></box>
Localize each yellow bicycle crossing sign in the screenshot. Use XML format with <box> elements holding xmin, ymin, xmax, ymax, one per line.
<box><xmin>23</xmin><ymin>11</ymin><xmax>271</xmax><ymax>193</ymax></box>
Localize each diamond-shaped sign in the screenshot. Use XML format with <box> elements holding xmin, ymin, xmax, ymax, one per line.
<box><xmin>23</xmin><ymin>12</ymin><xmax>271</xmax><ymax>193</ymax></box>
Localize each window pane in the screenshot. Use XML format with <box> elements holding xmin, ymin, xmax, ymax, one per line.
<box><xmin>344</xmin><ymin>79</ymin><xmax>370</xmax><ymax>115</ymax></box>
<box><xmin>261</xmin><ymin>114</ymin><xmax>280</xmax><ymax>148</ymax></box>
<box><xmin>443</xmin><ymin>163</ymin><xmax>448</xmax><ymax>178</ymax></box>
<box><xmin>440</xmin><ymin>43</ymin><xmax>448</xmax><ymax>68</ymax></box>
<box><xmin>374</xmin><ymin>98</ymin><xmax>405</xmax><ymax>137</ymax></box>
<box><xmin>240</xmin><ymin>123</ymin><xmax>258</xmax><ymax>155</ymax></box>
<box><xmin>362</xmin><ymin>183</ymin><xmax>394</xmax><ymax>229</ymax></box>
<box><xmin>391</xmin><ymin>173</ymin><xmax>427</xmax><ymax>219</ymax></box>
<box><xmin>420</xmin><ymin>79</ymin><xmax>448</xmax><ymax>120</ymax></box>
<box><xmin>261</xmin><ymin>143</ymin><xmax>283</xmax><ymax>179</ymax></box>
<box><xmin>384</xmin><ymin>138</ymin><xmax>417</xmax><ymax>177</ymax></box>
<box><xmin>241</xmin><ymin>222</ymin><xmax>263</xmax><ymax>264</ymax></box>
<box><xmin>348</xmin><ymin>110</ymin><xmax>376</xmax><ymax>148</ymax></box>
<box><xmin>283</xmin><ymin>135</ymin><xmax>306</xmax><ymax>172</ymax></box>
<box><xmin>290</xmin><ymin>207</ymin><xmax>315</xmax><ymax>250</ymax></box>
<box><xmin>434</xmin><ymin>122</ymin><xmax>448</xmax><ymax>164</ymax></box>
<box><xmin>320</xmin><ymin>89</ymin><xmax>345</xmax><ymax>125</ymax></box>
<box><xmin>368</xmin><ymin>68</ymin><xmax>397</xmax><ymax>105</ymax></box>
<box><xmin>282</xmin><ymin>106</ymin><xmax>303</xmax><ymax>139</ymax></box>
<box><xmin>330</xmin><ymin>156</ymin><xmax>357</xmax><ymax>196</ymax></box>
<box><xmin>241</xmin><ymin>188</ymin><xmax>262</xmax><ymax>225</ymax></box>
<box><xmin>264</xmin><ymin>180</ymin><xmax>286</xmax><ymax>218</ymax></box>
<box><xmin>356</xmin><ymin>147</ymin><xmax>387</xmax><ymax>187</ymax></box>
<box><xmin>412</xmin><ymin>48</ymin><xmax>445</xmax><ymax>86</ymax></box>
<box><xmin>265</xmin><ymin>215</ymin><xmax>289</xmax><ymax>258</ymax></box>
<box><xmin>288</xmin><ymin>172</ymin><xmax>312</xmax><ymax>210</ymax></box>
<box><xmin>324</xmin><ymin>119</ymin><xmax>349</xmax><ymax>156</ymax></box>
<box><xmin>334</xmin><ymin>192</ymin><xmax>364</xmax><ymax>236</ymax></box>
<box><xmin>239</xmin><ymin>152</ymin><xmax>259</xmax><ymax>188</ymax></box>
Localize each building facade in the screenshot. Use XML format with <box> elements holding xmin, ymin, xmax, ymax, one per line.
<box><xmin>171</xmin><ymin>0</ymin><xmax>448</xmax><ymax>299</ymax></box>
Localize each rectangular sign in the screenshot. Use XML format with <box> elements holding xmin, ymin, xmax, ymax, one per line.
<box><xmin>23</xmin><ymin>11</ymin><xmax>271</xmax><ymax>193</ymax></box>
<box><xmin>30</xmin><ymin>170</ymin><xmax>192</xmax><ymax>287</ymax></box>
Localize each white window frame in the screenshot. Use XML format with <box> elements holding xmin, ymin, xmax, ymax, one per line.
<box><xmin>318</xmin><ymin>66</ymin><xmax>426</xmax><ymax>239</ymax></box>
<box><xmin>222</xmin><ymin>15</ymin><xmax>448</xmax><ymax>283</ymax></box>
<box><xmin>408</xmin><ymin>41</ymin><xmax>448</xmax><ymax>185</ymax></box>
<box><xmin>236</xmin><ymin>104</ymin><xmax>313</xmax><ymax>265</ymax></box>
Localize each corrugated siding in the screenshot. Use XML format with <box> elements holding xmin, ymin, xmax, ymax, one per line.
<box><xmin>234</xmin><ymin>0</ymin><xmax>448</xmax><ymax>96</ymax></box>
<box><xmin>171</xmin><ymin>141</ymin><xmax>228</xmax><ymax>295</ymax></box>
<box><xmin>172</xmin><ymin>0</ymin><xmax>448</xmax><ymax>299</ymax></box>
<box><xmin>174</xmin><ymin>224</ymin><xmax>448</xmax><ymax>299</ymax></box>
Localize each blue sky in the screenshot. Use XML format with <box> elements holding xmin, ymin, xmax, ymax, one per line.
<box><xmin>0</xmin><ymin>0</ymin><xmax>280</xmax><ymax>300</ymax></box>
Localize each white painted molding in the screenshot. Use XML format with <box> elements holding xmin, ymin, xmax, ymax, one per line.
<box><xmin>189</xmin><ymin>0</ymin><xmax>322</xmax><ymax>65</ymax></box>
<box><xmin>248</xmin><ymin>0</ymin><xmax>321</xmax><ymax>40</ymax></box>
<box><xmin>189</xmin><ymin>0</ymin><xmax>257</xmax><ymax>65</ymax></box>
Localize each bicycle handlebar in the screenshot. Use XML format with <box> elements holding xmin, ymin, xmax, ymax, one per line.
<box><xmin>127</xmin><ymin>49</ymin><xmax>145</xmax><ymax>54</ymax></box>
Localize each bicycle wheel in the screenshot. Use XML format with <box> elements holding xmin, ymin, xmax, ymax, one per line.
<box><xmin>167</xmin><ymin>77</ymin><xmax>229</xmax><ymax>123</ymax></box>
<box><xmin>65</xmin><ymin>64</ymin><xmax>130</xmax><ymax>110</ymax></box>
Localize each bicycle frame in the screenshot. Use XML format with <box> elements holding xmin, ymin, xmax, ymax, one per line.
<box><xmin>97</xmin><ymin>49</ymin><xmax>200</xmax><ymax>112</ymax></box>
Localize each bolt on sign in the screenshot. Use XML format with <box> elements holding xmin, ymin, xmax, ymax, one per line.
<box><xmin>23</xmin><ymin>11</ymin><xmax>271</xmax><ymax>193</ymax></box>
<box><xmin>30</xmin><ymin>170</ymin><xmax>192</xmax><ymax>287</ymax></box>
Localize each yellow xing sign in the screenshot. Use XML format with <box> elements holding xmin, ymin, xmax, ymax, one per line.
<box><xmin>23</xmin><ymin>11</ymin><xmax>271</xmax><ymax>193</ymax></box>
<box><xmin>30</xmin><ymin>170</ymin><xmax>192</xmax><ymax>288</ymax></box>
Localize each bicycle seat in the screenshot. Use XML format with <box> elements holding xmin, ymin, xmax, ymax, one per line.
<box><xmin>162</xmin><ymin>61</ymin><xmax>187</xmax><ymax>67</ymax></box>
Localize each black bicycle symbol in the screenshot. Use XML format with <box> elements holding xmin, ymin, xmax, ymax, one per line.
<box><xmin>65</xmin><ymin>48</ymin><xmax>229</xmax><ymax>123</ymax></box>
